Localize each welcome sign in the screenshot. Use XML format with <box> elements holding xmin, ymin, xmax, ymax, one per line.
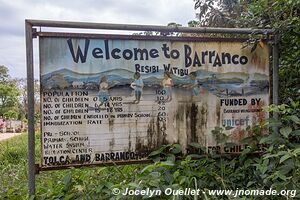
<box><xmin>40</xmin><ymin>36</ymin><xmax>269</xmax><ymax>168</ymax></box>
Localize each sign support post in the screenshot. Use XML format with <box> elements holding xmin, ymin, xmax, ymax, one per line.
<box><xmin>25</xmin><ymin>20</ymin><xmax>36</xmax><ymax>196</ymax></box>
<box><xmin>272</xmin><ymin>34</ymin><xmax>280</xmax><ymax>127</ymax></box>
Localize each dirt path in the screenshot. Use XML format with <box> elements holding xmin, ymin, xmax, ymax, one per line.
<box><xmin>0</xmin><ymin>133</ymin><xmax>24</xmax><ymax>142</ymax></box>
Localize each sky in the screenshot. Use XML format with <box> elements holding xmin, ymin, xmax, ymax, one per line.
<box><xmin>0</xmin><ymin>0</ymin><xmax>196</xmax><ymax>78</ymax></box>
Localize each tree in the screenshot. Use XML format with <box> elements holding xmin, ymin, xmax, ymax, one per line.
<box><xmin>242</xmin><ymin>0</ymin><xmax>300</xmax><ymax>102</ymax></box>
<box><xmin>192</xmin><ymin>0</ymin><xmax>300</xmax><ymax>102</ymax></box>
<box><xmin>193</xmin><ymin>0</ymin><xmax>249</xmax><ymax>27</ymax></box>
<box><xmin>0</xmin><ymin>65</ymin><xmax>9</xmax><ymax>82</ymax></box>
<box><xmin>16</xmin><ymin>78</ymin><xmax>40</xmax><ymax>121</ymax></box>
<box><xmin>0</xmin><ymin>66</ymin><xmax>21</xmax><ymax>119</ymax></box>
<box><xmin>133</xmin><ymin>22</ymin><xmax>183</xmax><ymax>36</ymax></box>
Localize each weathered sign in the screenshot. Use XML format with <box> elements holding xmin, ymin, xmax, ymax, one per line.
<box><xmin>40</xmin><ymin>36</ymin><xmax>269</xmax><ymax>168</ymax></box>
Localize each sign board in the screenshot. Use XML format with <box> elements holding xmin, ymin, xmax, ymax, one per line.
<box><xmin>40</xmin><ymin>36</ymin><xmax>269</xmax><ymax>168</ymax></box>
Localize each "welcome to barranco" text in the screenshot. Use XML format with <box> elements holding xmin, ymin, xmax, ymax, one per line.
<box><xmin>67</xmin><ymin>39</ymin><xmax>248</xmax><ymax>68</ymax></box>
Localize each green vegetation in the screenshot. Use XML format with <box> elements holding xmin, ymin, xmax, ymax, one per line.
<box><xmin>0</xmin><ymin>65</ymin><xmax>40</xmax><ymax>121</ymax></box>
<box><xmin>0</xmin><ymin>134</ymin><xmax>28</xmax><ymax>199</ymax></box>
<box><xmin>0</xmin><ymin>99</ymin><xmax>299</xmax><ymax>199</ymax></box>
<box><xmin>0</xmin><ymin>133</ymin><xmax>142</xmax><ymax>199</ymax></box>
<box><xmin>0</xmin><ymin>66</ymin><xmax>21</xmax><ymax>119</ymax></box>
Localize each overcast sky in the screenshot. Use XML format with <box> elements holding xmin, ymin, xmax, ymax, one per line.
<box><xmin>0</xmin><ymin>0</ymin><xmax>196</xmax><ymax>78</ymax></box>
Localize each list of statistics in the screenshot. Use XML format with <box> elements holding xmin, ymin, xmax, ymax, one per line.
<box><xmin>41</xmin><ymin>89</ymin><xmax>169</xmax><ymax>167</ymax></box>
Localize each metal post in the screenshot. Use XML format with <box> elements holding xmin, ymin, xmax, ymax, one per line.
<box><xmin>273</xmin><ymin>34</ymin><xmax>279</xmax><ymax>105</ymax></box>
<box><xmin>272</xmin><ymin>34</ymin><xmax>280</xmax><ymax>131</ymax></box>
<box><xmin>25</xmin><ymin>20</ymin><xmax>36</xmax><ymax>196</ymax></box>
<box><xmin>26</xmin><ymin>19</ymin><xmax>274</xmax><ymax>35</ymax></box>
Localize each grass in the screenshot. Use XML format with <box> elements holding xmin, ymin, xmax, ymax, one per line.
<box><xmin>0</xmin><ymin>133</ymin><xmax>29</xmax><ymax>199</ymax></box>
<box><xmin>0</xmin><ymin>133</ymin><xmax>142</xmax><ymax>200</ymax></box>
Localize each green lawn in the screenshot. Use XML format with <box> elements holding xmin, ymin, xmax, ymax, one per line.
<box><xmin>0</xmin><ymin>133</ymin><xmax>141</xmax><ymax>199</ymax></box>
<box><xmin>0</xmin><ymin>133</ymin><xmax>29</xmax><ymax>199</ymax></box>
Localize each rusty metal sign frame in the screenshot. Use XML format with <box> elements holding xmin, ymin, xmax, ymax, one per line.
<box><xmin>25</xmin><ymin>19</ymin><xmax>277</xmax><ymax>196</ymax></box>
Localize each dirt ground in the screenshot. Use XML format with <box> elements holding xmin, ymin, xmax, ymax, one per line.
<box><xmin>0</xmin><ymin>132</ymin><xmax>24</xmax><ymax>142</ymax></box>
